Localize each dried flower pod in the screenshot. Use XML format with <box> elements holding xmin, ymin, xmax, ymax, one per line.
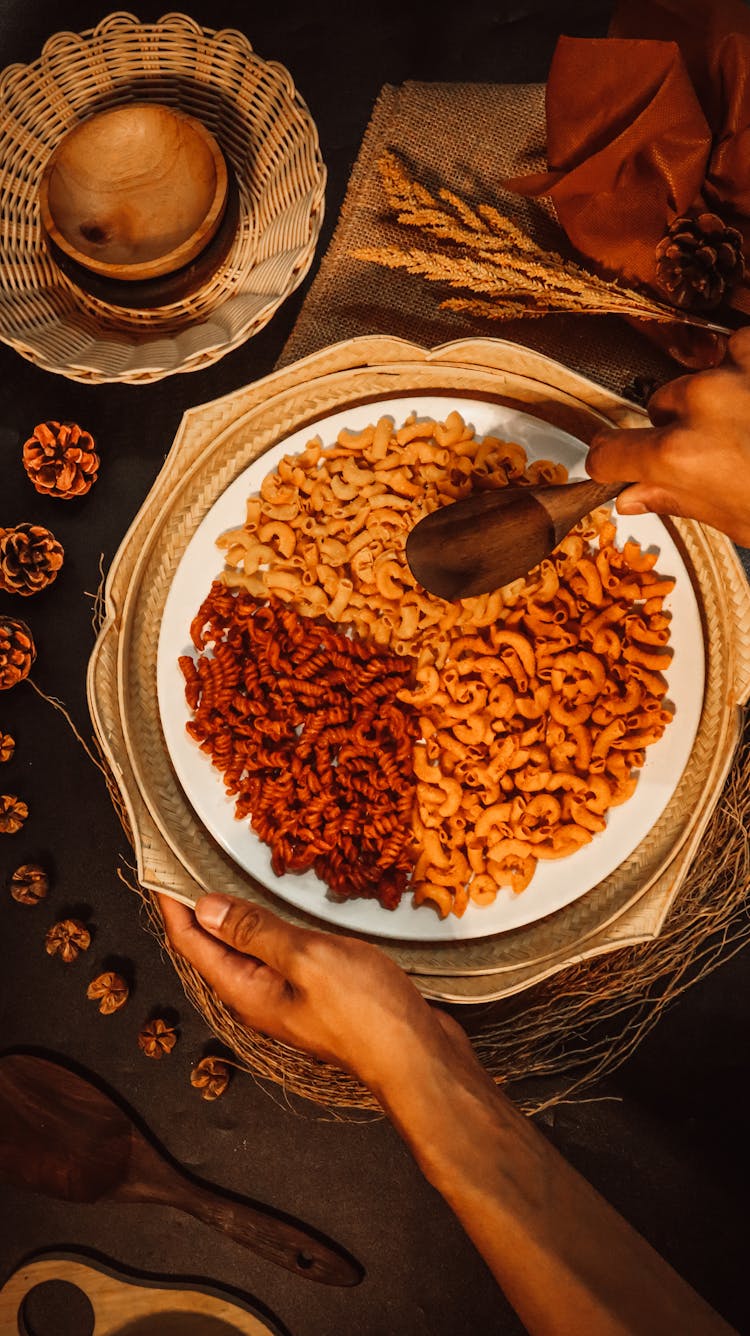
<box><xmin>45</xmin><ymin>918</ymin><xmax>91</xmax><ymax>962</ymax></box>
<box><xmin>0</xmin><ymin>616</ymin><xmax>36</xmax><ymax>691</ymax></box>
<box><xmin>655</xmin><ymin>211</ymin><xmax>745</xmax><ymax>310</ymax></box>
<box><xmin>138</xmin><ymin>1017</ymin><xmax>178</xmax><ymax>1059</ymax></box>
<box><xmin>0</xmin><ymin>523</ymin><xmax>64</xmax><ymax>596</ymax></box>
<box><xmin>0</xmin><ymin>732</ymin><xmax>14</xmax><ymax>763</ymax></box>
<box><xmin>0</xmin><ymin>794</ymin><xmax>28</xmax><ymax>834</ymax></box>
<box><xmin>87</xmin><ymin>971</ymin><xmax>129</xmax><ymax>1014</ymax></box>
<box><xmin>22</xmin><ymin>420</ymin><xmax>100</xmax><ymax>499</ymax></box>
<box><xmin>9</xmin><ymin>862</ymin><xmax>49</xmax><ymax>903</ymax></box>
<box><xmin>190</xmin><ymin>1056</ymin><xmax>231</xmax><ymax>1101</ymax></box>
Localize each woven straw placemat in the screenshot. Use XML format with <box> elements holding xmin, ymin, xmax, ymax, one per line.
<box><xmin>89</xmin><ymin>334</ymin><xmax>750</xmax><ymax>1110</ymax></box>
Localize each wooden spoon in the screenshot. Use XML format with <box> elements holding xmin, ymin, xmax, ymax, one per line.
<box><xmin>0</xmin><ymin>1053</ymin><xmax>362</xmax><ymax>1288</ymax></box>
<box><xmin>405</xmin><ymin>478</ymin><xmax>627</xmax><ymax>601</ymax></box>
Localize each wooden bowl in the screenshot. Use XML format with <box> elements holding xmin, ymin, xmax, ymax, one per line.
<box><xmin>44</xmin><ymin>163</ymin><xmax>240</xmax><ymax>310</ymax></box>
<box><xmin>38</xmin><ymin>102</ymin><xmax>229</xmax><ymax>283</ymax></box>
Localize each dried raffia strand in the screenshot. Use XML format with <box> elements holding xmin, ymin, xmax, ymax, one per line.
<box><xmin>22</xmin><ymin>420</ymin><xmax>100</xmax><ymax>499</ymax></box>
<box><xmin>87</xmin><ymin>971</ymin><xmax>129</xmax><ymax>1015</ymax></box>
<box><xmin>139</xmin><ymin>1017</ymin><xmax>178</xmax><ymax>1059</ymax></box>
<box><xmin>45</xmin><ymin>918</ymin><xmax>91</xmax><ymax>963</ymax></box>
<box><xmin>0</xmin><ymin>732</ymin><xmax>14</xmax><ymax>763</ymax></box>
<box><xmin>0</xmin><ymin>616</ymin><xmax>36</xmax><ymax>690</ymax></box>
<box><xmin>9</xmin><ymin>863</ymin><xmax>49</xmax><ymax>903</ymax></box>
<box><xmin>0</xmin><ymin>794</ymin><xmax>28</xmax><ymax>834</ymax></box>
<box><xmin>0</xmin><ymin>523</ymin><xmax>64</xmax><ymax>596</ymax></box>
<box><xmin>190</xmin><ymin>1056</ymin><xmax>231</xmax><ymax>1100</ymax></box>
<box><xmin>352</xmin><ymin>151</ymin><xmax>731</xmax><ymax>332</ymax></box>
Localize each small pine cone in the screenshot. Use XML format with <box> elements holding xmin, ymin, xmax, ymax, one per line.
<box><xmin>190</xmin><ymin>1056</ymin><xmax>231</xmax><ymax>1101</ymax></box>
<box><xmin>45</xmin><ymin>918</ymin><xmax>91</xmax><ymax>962</ymax></box>
<box><xmin>0</xmin><ymin>732</ymin><xmax>14</xmax><ymax>763</ymax></box>
<box><xmin>23</xmin><ymin>420</ymin><xmax>100</xmax><ymax>499</ymax></box>
<box><xmin>138</xmin><ymin>1017</ymin><xmax>178</xmax><ymax>1059</ymax></box>
<box><xmin>0</xmin><ymin>794</ymin><xmax>28</xmax><ymax>834</ymax></box>
<box><xmin>0</xmin><ymin>616</ymin><xmax>36</xmax><ymax>691</ymax></box>
<box><xmin>0</xmin><ymin>523</ymin><xmax>64</xmax><ymax>596</ymax></box>
<box><xmin>655</xmin><ymin>211</ymin><xmax>745</xmax><ymax>310</ymax></box>
<box><xmin>9</xmin><ymin>862</ymin><xmax>49</xmax><ymax>903</ymax></box>
<box><xmin>87</xmin><ymin>971</ymin><xmax>129</xmax><ymax>1014</ymax></box>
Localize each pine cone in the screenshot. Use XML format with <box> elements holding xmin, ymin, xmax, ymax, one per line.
<box><xmin>138</xmin><ymin>1017</ymin><xmax>178</xmax><ymax>1059</ymax></box>
<box><xmin>9</xmin><ymin>863</ymin><xmax>49</xmax><ymax>903</ymax></box>
<box><xmin>0</xmin><ymin>794</ymin><xmax>28</xmax><ymax>834</ymax></box>
<box><xmin>0</xmin><ymin>523</ymin><xmax>64</xmax><ymax>596</ymax></box>
<box><xmin>190</xmin><ymin>1056</ymin><xmax>231</xmax><ymax>1101</ymax></box>
<box><xmin>0</xmin><ymin>616</ymin><xmax>36</xmax><ymax>690</ymax></box>
<box><xmin>45</xmin><ymin>918</ymin><xmax>91</xmax><ymax>962</ymax></box>
<box><xmin>655</xmin><ymin>211</ymin><xmax>745</xmax><ymax>310</ymax></box>
<box><xmin>22</xmin><ymin>420</ymin><xmax>100</xmax><ymax>499</ymax></box>
<box><xmin>0</xmin><ymin>732</ymin><xmax>14</xmax><ymax>763</ymax></box>
<box><xmin>87</xmin><ymin>971</ymin><xmax>129</xmax><ymax>1014</ymax></box>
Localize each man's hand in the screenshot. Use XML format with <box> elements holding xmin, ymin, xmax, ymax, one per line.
<box><xmin>587</xmin><ymin>326</ymin><xmax>750</xmax><ymax>546</ymax></box>
<box><xmin>158</xmin><ymin>892</ymin><xmax>469</xmax><ymax>1103</ymax></box>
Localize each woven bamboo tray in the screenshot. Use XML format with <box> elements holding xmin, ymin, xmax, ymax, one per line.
<box><xmin>0</xmin><ymin>12</ymin><xmax>325</xmax><ymax>383</ymax></box>
<box><xmin>88</xmin><ymin>335</ymin><xmax>750</xmax><ymax>1000</ymax></box>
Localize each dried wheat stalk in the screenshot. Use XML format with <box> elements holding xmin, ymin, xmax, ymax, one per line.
<box><xmin>353</xmin><ymin>150</ymin><xmax>731</xmax><ymax>334</ymax></box>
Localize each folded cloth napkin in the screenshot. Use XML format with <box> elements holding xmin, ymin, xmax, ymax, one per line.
<box><xmin>506</xmin><ymin>0</ymin><xmax>750</xmax><ymax>364</ymax></box>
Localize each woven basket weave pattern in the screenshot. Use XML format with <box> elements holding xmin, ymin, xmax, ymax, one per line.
<box><xmin>0</xmin><ymin>12</ymin><xmax>326</xmax><ymax>382</ymax></box>
<box><xmin>87</xmin><ymin>335</ymin><xmax>750</xmax><ymax>1107</ymax></box>
<box><xmin>91</xmin><ymin>339</ymin><xmax>746</xmax><ymax>978</ymax></box>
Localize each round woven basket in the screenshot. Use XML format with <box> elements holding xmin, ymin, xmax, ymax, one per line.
<box><xmin>0</xmin><ymin>12</ymin><xmax>326</xmax><ymax>383</ymax></box>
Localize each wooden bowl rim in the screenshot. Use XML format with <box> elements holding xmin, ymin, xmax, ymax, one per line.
<box><xmin>38</xmin><ymin>101</ymin><xmax>229</xmax><ymax>282</ymax></box>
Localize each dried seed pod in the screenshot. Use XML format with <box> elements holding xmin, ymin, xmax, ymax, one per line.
<box><xmin>45</xmin><ymin>918</ymin><xmax>91</xmax><ymax>962</ymax></box>
<box><xmin>23</xmin><ymin>420</ymin><xmax>100</xmax><ymax>499</ymax></box>
<box><xmin>0</xmin><ymin>732</ymin><xmax>15</xmax><ymax>763</ymax></box>
<box><xmin>87</xmin><ymin>971</ymin><xmax>129</xmax><ymax>1014</ymax></box>
<box><xmin>0</xmin><ymin>616</ymin><xmax>36</xmax><ymax>691</ymax></box>
<box><xmin>138</xmin><ymin>1017</ymin><xmax>178</xmax><ymax>1059</ymax></box>
<box><xmin>0</xmin><ymin>793</ymin><xmax>28</xmax><ymax>834</ymax></box>
<box><xmin>9</xmin><ymin>862</ymin><xmax>49</xmax><ymax>904</ymax></box>
<box><xmin>190</xmin><ymin>1056</ymin><xmax>231</xmax><ymax>1101</ymax></box>
<box><xmin>0</xmin><ymin>523</ymin><xmax>64</xmax><ymax>596</ymax></box>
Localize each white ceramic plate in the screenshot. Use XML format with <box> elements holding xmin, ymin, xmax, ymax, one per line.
<box><xmin>157</xmin><ymin>395</ymin><xmax>705</xmax><ymax>942</ymax></box>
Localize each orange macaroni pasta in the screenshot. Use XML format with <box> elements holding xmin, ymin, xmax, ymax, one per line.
<box><xmin>180</xmin><ymin>411</ymin><xmax>675</xmax><ymax>918</ymax></box>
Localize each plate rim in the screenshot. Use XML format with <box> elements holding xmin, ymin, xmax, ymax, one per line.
<box><xmin>154</xmin><ymin>389</ymin><xmax>705</xmax><ymax>944</ymax></box>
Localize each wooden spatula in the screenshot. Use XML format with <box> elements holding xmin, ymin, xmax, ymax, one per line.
<box><xmin>0</xmin><ymin>1053</ymin><xmax>362</xmax><ymax>1287</ymax></box>
<box><xmin>405</xmin><ymin>478</ymin><xmax>627</xmax><ymax>601</ymax></box>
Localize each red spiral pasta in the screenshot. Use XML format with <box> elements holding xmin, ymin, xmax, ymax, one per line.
<box><xmin>180</xmin><ymin>583</ymin><xmax>420</xmax><ymax>909</ymax></box>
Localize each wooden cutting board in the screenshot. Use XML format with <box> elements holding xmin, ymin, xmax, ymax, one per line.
<box><xmin>0</xmin><ymin>1254</ymin><xmax>283</xmax><ymax>1335</ymax></box>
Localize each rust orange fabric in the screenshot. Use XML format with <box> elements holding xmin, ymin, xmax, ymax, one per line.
<box><xmin>506</xmin><ymin>0</ymin><xmax>750</xmax><ymax>357</ymax></box>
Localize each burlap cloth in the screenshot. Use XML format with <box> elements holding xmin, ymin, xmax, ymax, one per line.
<box><xmin>279</xmin><ymin>81</ymin><xmax>677</xmax><ymax>393</ymax></box>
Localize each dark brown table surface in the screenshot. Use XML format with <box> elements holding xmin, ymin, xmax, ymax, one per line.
<box><xmin>1</xmin><ymin>3</ymin><xmax>749</xmax><ymax>1334</ymax></box>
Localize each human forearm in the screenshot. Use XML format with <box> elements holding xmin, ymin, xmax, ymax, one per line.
<box><xmin>380</xmin><ymin>1036</ymin><xmax>735</xmax><ymax>1336</ymax></box>
<box><xmin>161</xmin><ymin>894</ymin><xmax>735</xmax><ymax>1336</ymax></box>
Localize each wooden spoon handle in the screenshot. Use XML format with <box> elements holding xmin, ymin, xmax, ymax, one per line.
<box><xmin>539</xmin><ymin>477</ymin><xmax>630</xmax><ymax>544</ymax></box>
<box><xmin>157</xmin><ymin>1175</ymin><xmax>363</xmax><ymax>1287</ymax></box>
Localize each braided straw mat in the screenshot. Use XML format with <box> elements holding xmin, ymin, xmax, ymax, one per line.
<box><xmin>88</xmin><ymin>334</ymin><xmax>750</xmax><ymax>1110</ymax></box>
<box><xmin>0</xmin><ymin>12</ymin><xmax>325</xmax><ymax>384</ymax></box>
